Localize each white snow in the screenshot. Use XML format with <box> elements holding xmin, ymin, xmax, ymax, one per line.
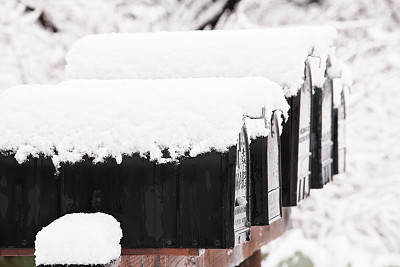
<box><xmin>34</xmin><ymin>212</ymin><xmax>122</xmax><ymax>266</ymax></box>
<box><xmin>0</xmin><ymin>77</ymin><xmax>288</xmax><ymax>168</ymax></box>
<box><xmin>65</xmin><ymin>27</ymin><xmax>337</xmax><ymax>97</ymax></box>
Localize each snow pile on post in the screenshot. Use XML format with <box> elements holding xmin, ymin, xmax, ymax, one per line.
<box><xmin>65</xmin><ymin>27</ymin><xmax>337</xmax><ymax>97</ymax></box>
<box><xmin>0</xmin><ymin>77</ymin><xmax>288</xmax><ymax>167</ymax></box>
<box><xmin>35</xmin><ymin>213</ymin><xmax>122</xmax><ymax>266</ymax></box>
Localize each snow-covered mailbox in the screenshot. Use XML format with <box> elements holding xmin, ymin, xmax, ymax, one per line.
<box><xmin>309</xmin><ymin>57</ymin><xmax>334</xmax><ymax>188</ymax></box>
<box><xmin>65</xmin><ymin>27</ymin><xmax>337</xmax><ymax>208</ymax></box>
<box><xmin>0</xmin><ymin>78</ymin><xmax>287</xmax><ymax>249</ymax></box>
<box><xmin>309</xmin><ymin>55</ymin><xmax>348</xmax><ymax>188</ymax></box>
<box><xmin>330</xmin><ymin>62</ymin><xmax>350</xmax><ymax>175</ymax></box>
<box><xmin>333</xmin><ymin>86</ymin><xmax>347</xmax><ymax>174</ymax></box>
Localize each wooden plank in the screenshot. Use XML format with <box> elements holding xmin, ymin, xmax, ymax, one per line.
<box><xmin>0</xmin><ymin>207</ymin><xmax>290</xmax><ymax>267</ymax></box>
<box><xmin>121</xmin><ymin>248</ymin><xmax>202</xmax><ymax>256</ymax></box>
<box><xmin>0</xmin><ymin>248</ymin><xmax>201</xmax><ymax>257</ymax></box>
<box><xmin>118</xmin><ymin>207</ymin><xmax>290</xmax><ymax>267</ymax></box>
<box><xmin>0</xmin><ymin>248</ymin><xmax>35</xmax><ymax>256</ymax></box>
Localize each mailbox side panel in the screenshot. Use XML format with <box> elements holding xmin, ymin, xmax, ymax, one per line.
<box><xmin>311</xmin><ymin>87</ymin><xmax>323</xmax><ymax>188</ymax></box>
<box><xmin>178</xmin><ymin>151</ymin><xmax>226</xmax><ymax>248</ymax></box>
<box><xmin>338</xmin><ymin>90</ymin><xmax>347</xmax><ymax>173</ymax></box>
<box><xmin>281</xmin><ymin>95</ymin><xmax>300</xmax><ymax>207</ymax></box>
<box><xmin>35</xmin><ymin>157</ymin><xmax>59</xmax><ymax>235</ymax></box>
<box><xmin>178</xmin><ymin>127</ymin><xmax>250</xmax><ymax>249</ymax></box>
<box><xmin>59</xmin><ymin>156</ymin><xmax>178</xmax><ymax>248</ymax></box>
<box><xmin>0</xmin><ymin>155</ymin><xmax>36</xmax><ymax>247</ymax></box>
<box><xmin>118</xmin><ymin>157</ymin><xmax>178</xmax><ymax>248</ymax></box>
<box><xmin>0</xmin><ymin>155</ymin><xmax>57</xmax><ymax>248</ymax></box>
<box><xmin>333</xmin><ymin>108</ymin><xmax>339</xmax><ymax>175</ymax></box>
<box><xmin>250</xmin><ymin>137</ymin><xmax>268</xmax><ymax>224</ymax></box>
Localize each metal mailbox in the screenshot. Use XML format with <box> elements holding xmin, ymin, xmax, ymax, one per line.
<box><xmin>281</xmin><ymin>62</ymin><xmax>312</xmax><ymax>206</ymax></box>
<box><xmin>333</xmin><ymin>83</ymin><xmax>347</xmax><ymax>174</ymax></box>
<box><xmin>250</xmin><ymin>112</ymin><xmax>282</xmax><ymax>225</ymax></box>
<box><xmin>0</xmin><ymin>126</ymin><xmax>250</xmax><ymax>249</ymax></box>
<box><xmin>178</xmin><ymin>126</ymin><xmax>251</xmax><ymax>248</ymax></box>
<box><xmin>311</xmin><ymin>61</ymin><xmax>334</xmax><ymax>188</ymax></box>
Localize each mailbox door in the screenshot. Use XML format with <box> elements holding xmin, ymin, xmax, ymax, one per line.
<box><xmin>338</xmin><ymin>90</ymin><xmax>346</xmax><ymax>173</ymax></box>
<box><xmin>267</xmin><ymin>113</ymin><xmax>282</xmax><ymax>224</ymax></box>
<box><xmin>321</xmin><ymin>80</ymin><xmax>334</xmax><ymax>185</ymax></box>
<box><xmin>311</xmin><ymin>78</ymin><xmax>334</xmax><ymax>188</ymax></box>
<box><xmin>233</xmin><ymin>127</ymin><xmax>251</xmax><ymax>246</ymax></box>
<box><xmin>281</xmin><ymin>63</ymin><xmax>312</xmax><ymax>207</ymax></box>
<box><xmin>296</xmin><ymin>64</ymin><xmax>312</xmax><ymax>202</ymax></box>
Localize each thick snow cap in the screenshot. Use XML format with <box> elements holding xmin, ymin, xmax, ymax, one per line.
<box><xmin>0</xmin><ymin>77</ymin><xmax>289</xmax><ymax>167</ymax></box>
<box><xmin>35</xmin><ymin>213</ymin><xmax>122</xmax><ymax>266</ymax></box>
<box><xmin>66</xmin><ymin>27</ymin><xmax>337</xmax><ymax>97</ymax></box>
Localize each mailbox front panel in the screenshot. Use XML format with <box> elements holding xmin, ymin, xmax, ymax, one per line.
<box><xmin>234</xmin><ymin>128</ymin><xmax>249</xmax><ymax>230</ymax></box>
<box><xmin>337</xmin><ymin>90</ymin><xmax>347</xmax><ymax>173</ymax></box>
<box><xmin>267</xmin><ymin>114</ymin><xmax>282</xmax><ymax>223</ymax></box>
<box><xmin>321</xmin><ymin>81</ymin><xmax>334</xmax><ymax>185</ymax></box>
<box><xmin>297</xmin><ymin>72</ymin><xmax>312</xmax><ymax>201</ymax></box>
<box><xmin>281</xmin><ymin>62</ymin><xmax>312</xmax><ymax>207</ymax></box>
<box><xmin>233</xmin><ymin>128</ymin><xmax>251</xmax><ymax>245</ymax></box>
<box><xmin>311</xmin><ymin>78</ymin><xmax>334</xmax><ymax>188</ymax></box>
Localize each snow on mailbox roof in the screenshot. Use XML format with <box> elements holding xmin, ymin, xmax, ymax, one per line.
<box><xmin>0</xmin><ymin>77</ymin><xmax>288</xmax><ymax>167</ymax></box>
<box><xmin>35</xmin><ymin>213</ymin><xmax>122</xmax><ymax>265</ymax></box>
<box><xmin>65</xmin><ymin>26</ymin><xmax>337</xmax><ymax>97</ymax></box>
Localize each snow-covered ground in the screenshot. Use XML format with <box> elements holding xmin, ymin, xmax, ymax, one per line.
<box><xmin>1</xmin><ymin>0</ymin><xmax>399</xmax><ymax>266</ymax></box>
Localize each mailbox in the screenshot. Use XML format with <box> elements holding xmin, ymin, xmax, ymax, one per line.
<box><xmin>250</xmin><ymin>112</ymin><xmax>282</xmax><ymax>225</ymax></box>
<box><xmin>333</xmin><ymin>83</ymin><xmax>347</xmax><ymax>174</ymax></box>
<box><xmin>311</xmin><ymin>61</ymin><xmax>334</xmax><ymax>188</ymax></box>
<box><xmin>0</xmin><ymin>126</ymin><xmax>250</xmax><ymax>249</ymax></box>
<box><xmin>178</xmin><ymin>126</ymin><xmax>251</xmax><ymax>248</ymax></box>
<box><xmin>281</xmin><ymin>62</ymin><xmax>312</xmax><ymax>206</ymax></box>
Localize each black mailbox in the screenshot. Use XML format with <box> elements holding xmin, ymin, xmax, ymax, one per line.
<box><xmin>311</xmin><ymin>60</ymin><xmax>334</xmax><ymax>188</ymax></box>
<box><xmin>333</xmin><ymin>83</ymin><xmax>347</xmax><ymax>174</ymax></box>
<box><xmin>0</xmin><ymin>155</ymin><xmax>57</xmax><ymax>248</ymax></box>
<box><xmin>0</xmin><ymin>126</ymin><xmax>250</xmax><ymax>249</ymax></box>
<box><xmin>281</xmin><ymin>62</ymin><xmax>312</xmax><ymax>206</ymax></box>
<box><xmin>250</xmin><ymin>112</ymin><xmax>282</xmax><ymax>225</ymax></box>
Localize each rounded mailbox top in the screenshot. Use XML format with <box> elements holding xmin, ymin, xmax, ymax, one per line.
<box><xmin>66</xmin><ymin>26</ymin><xmax>337</xmax><ymax>97</ymax></box>
<box><xmin>0</xmin><ymin>77</ymin><xmax>289</xmax><ymax>168</ymax></box>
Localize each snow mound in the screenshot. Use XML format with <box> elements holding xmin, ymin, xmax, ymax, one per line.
<box><xmin>0</xmin><ymin>77</ymin><xmax>288</xmax><ymax>167</ymax></box>
<box><xmin>65</xmin><ymin>27</ymin><xmax>337</xmax><ymax>97</ymax></box>
<box><xmin>35</xmin><ymin>213</ymin><xmax>122</xmax><ymax>266</ymax></box>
